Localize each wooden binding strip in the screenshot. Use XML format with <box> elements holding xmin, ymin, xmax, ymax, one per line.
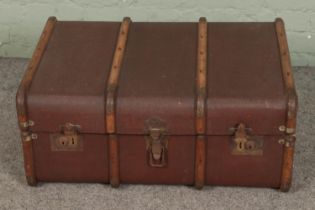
<box><xmin>106</xmin><ymin>17</ymin><xmax>131</xmax><ymax>188</ymax></box>
<box><xmin>194</xmin><ymin>17</ymin><xmax>208</xmax><ymax>189</ymax></box>
<box><xmin>275</xmin><ymin>18</ymin><xmax>298</xmax><ymax>192</ymax></box>
<box><xmin>15</xmin><ymin>16</ymin><xmax>57</xmax><ymax>186</ymax></box>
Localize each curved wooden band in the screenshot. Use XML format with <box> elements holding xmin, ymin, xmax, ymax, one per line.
<box><xmin>16</xmin><ymin>16</ymin><xmax>57</xmax><ymax>131</ymax></box>
<box><xmin>275</xmin><ymin>18</ymin><xmax>298</xmax><ymax>192</ymax></box>
<box><xmin>275</xmin><ymin>18</ymin><xmax>295</xmax><ymax>91</ymax></box>
<box><xmin>16</xmin><ymin>16</ymin><xmax>57</xmax><ymax>186</ymax></box>
<box><xmin>275</xmin><ymin>18</ymin><xmax>297</xmax><ymax>133</ymax></box>
<box><xmin>194</xmin><ymin>17</ymin><xmax>207</xmax><ymax>189</ymax></box>
<box><xmin>106</xmin><ymin>17</ymin><xmax>131</xmax><ymax>187</ymax></box>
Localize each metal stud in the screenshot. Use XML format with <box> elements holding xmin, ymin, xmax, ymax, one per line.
<box><xmin>278</xmin><ymin>125</ymin><xmax>286</xmax><ymax>132</ymax></box>
<box><xmin>20</xmin><ymin>121</ymin><xmax>28</xmax><ymax>128</ymax></box>
<box><xmin>278</xmin><ymin>139</ymin><xmax>285</xmax><ymax>145</ymax></box>
<box><xmin>20</xmin><ymin>120</ymin><xmax>35</xmax><ymax>128</ymax></box>
<box><xmin>28</xmin><ymin>120</ymin><xmax>35</xmax><ymax>126</ymax></box>
<box><xmin>286</xmin><ymin>128</ymin><xmax>295</xmax><ymax>134</ymax></box>
<box><xmin>285</xmin><ymin>142</ymin><xmax>291</xmax><ymax>147</ymax></box>
<box><xmin>23</xmin><ymin>136</ymin><xmax>32</xmax><ymax>142</ymax></box>
<box><xmin>31</xmin><ymin>133</ymin><xmax>38</xmax><ymax>140</ymax></box>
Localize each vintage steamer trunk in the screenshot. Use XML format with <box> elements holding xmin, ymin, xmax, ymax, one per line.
<box><xmin>16</xmin><ymin>17</ymin><xmax>297</xmax><ymax>191</ymax></box>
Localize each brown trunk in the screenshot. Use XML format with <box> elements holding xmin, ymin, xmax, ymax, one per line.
<box><xmin>16</xmin><ymin>17</ymin><xmax>297</xmax><ymax>191</ymax></box>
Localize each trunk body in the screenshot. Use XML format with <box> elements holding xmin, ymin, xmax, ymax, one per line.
<box><xmin>16</xmin><ymin>17</ymin><xmax>297</xmax><ymax>191</ymax></box>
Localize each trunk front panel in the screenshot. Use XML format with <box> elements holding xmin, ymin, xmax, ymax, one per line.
<box><xmin>119</xmin><ymin>135</ymin><xmax>195</xmax><ymax>184</ymax></box>
<box><xmin>206</xmin><ymin>136</ymin><xmax>283</xmax><ymax>187</ymax></box>
<box><xmin>34</xmin><ymin>133</ymin><xmax>109</xmax><ymax>182</ymax></box>
<box><xmin>32</xmin><ymin>133</ymin><xmax>283</xmax><ymax>187</ymax></box>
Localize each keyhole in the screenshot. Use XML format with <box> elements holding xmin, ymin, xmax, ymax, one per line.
<box><xmin>246</xmin><ymin>141</ymin><xmax>256</xmax><ymax>150</ymax></box>
<box><xmin>59</xmin><ymin>136</ymin><xmax>68</xmax><ymax>146</ymax></box>
<box><xmin>71</xmin><ymin>137</ymin><xmax>75</xmax><ymax>145</ymax></box>
<box><xmin>238</xmin><ymin>142</ymin><xmax>243</xmax><ymax>150</ymax></box>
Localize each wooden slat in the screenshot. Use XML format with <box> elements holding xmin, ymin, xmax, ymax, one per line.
<box><xmin>106</xmin><ymin>17</ymin><xmax>131</xmax><ymax>134</ymax></box>
<box><xmin>275</xmin><ymin>18</ymin><xmax>295</xmax><ymax>91</ymax></box>
<box><xmin>195</xmin><ymin>135</ymin><xmax>206</xmax><ymax>189</ymax></box>
<box><xmin>280</xmin><ymin>140</ymin><xmax>295</xmax><ymax>192</ymax></box>
<box><xmin>109</xmin><ymin>134</ymin><xmax>120</xmax><ymax>187</ymax></box>
<box><xmin>16</xmin><ymin>16</ymin><xmax>57</xmax><ymax>131</ymax></box>
<box><xmin>22</xmin><ymin>134</ymin><xmax>37</xmax><ymax>186</ymax></box>
<box><xmin>195</xmin><ymin>17</ymin><xmax>207</xmax><ymax>134</ymax></box>
<box><xmin>275</xmin><ymin>18</ymin><xmax>298</xmax><ymax>133</ymax></box>
<box><xmin>275</xmin><ymin>18</ymin><xmax>298</xmax><ymax>192</ymax></box>
<box><xmin>195</xmin><ymin>17</ymin><xmax>207</xmax><ymax>189</ymax></box>
<box><xmin>106</xmin><ymin>17</ymin><xmax>131</xmax><ymax>188</ymax></box>
<box><xmin>16</xmin><ymin>17</ymin><xmax>57</xmax><ymax>186</ymax></box>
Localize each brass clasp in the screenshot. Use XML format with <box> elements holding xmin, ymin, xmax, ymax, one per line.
<box><xmin>145</xmin><ymin>118</ymin><xmax>168</xmax><ymax>167</ymax></box>
<box><xmin>50</xmin><ymin>123</ymin><xmax>83</xmax><ymax>151</ymax></box>
<box><xmin>231</xmin><ymin>123</ymin><xmax>263</xmax><ymax>155</ymax></box>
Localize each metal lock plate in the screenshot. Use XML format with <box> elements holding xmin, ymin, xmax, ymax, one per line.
<box><xmin>231</xmin><ymin>123</ymin><xmax>263</xmax><ymax>156</ymax></box>
<box><xmin>145</xmin><ymin>118</ymin><xmax>168</xmax><ymax>167</ymax></box>
<box><xmin>50</xmin><ymin>123</ymin><xmax>83</xmax><ymax>151</ymax></box>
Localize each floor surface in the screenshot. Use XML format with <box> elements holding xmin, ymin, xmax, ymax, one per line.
<box><xmin>0</xmin><ymin>58</ymin><xmax>314</xmax><ymax>210</ymax></box>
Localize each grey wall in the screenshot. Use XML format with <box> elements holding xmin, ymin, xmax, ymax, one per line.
<box><xmin>0</xmin><ymin>0</ymin><xmax>314</xmax><ymax>66</ymax></box>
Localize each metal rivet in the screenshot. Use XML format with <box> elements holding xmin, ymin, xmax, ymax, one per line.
<box><xmin>20</xmin><ymin>120</ymin><xmax>34</xmax><ymax>128</ymax></box>
<box><xmin>286</xmin><ymin>128</ymin><xmax>295</xmax><ymax>134</ymax></box>
<box><xmin>20</xmin><ymin>122</ymin><xmax>28</xmax><ymax>128</ymax></box>
<box><xmin>28</xmin><ymin>120</ymin><xmax>35</xmax><ymax>126</ymax></box>
<box><xmin>31</xmin><ymin>133</ymin><xmax>38</xmax><ymax>140</ymax></box>
<box><xmin>23</xmin><ymin>136</ymin><xmax>32</xmax><ymax>142</ymax></box>
<box><xmin>285</xmin><ymin>142</ymin><xmax>291</xmax><ymax>147</ymax></box>
<box><xmin>278</xmin><ymin>125</ymin><xmax>286</xmax><ymax>132</ymax></box>
<box><xmin>278</xmin><ymin>139</ymin><xmax>285</xmax><ymax>145</ymax></box>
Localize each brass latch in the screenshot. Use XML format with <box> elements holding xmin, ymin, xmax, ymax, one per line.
<box><xmin>146</xmin><ymin>127</ymin><xmax>168</xmax><ymax>167</ymax></box>
<box><xmin>231</xmin><ymin>123</ymin><xmax>263</xmax><ymax>155</ymax></box>
<box><xmin>50</xmin><ymin>123</ymin><xmax>83</xmax><ymax>151</ymax></box>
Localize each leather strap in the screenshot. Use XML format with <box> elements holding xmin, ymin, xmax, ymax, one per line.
<box><xmin>194</xmin><ymin>17</ymin><xmax>208</xmax><ymax>189</ymax></box>
<box><xmin>106</xmin><ymin>17</ymin><xmax>131</xmax><ymax>188</ymax></box>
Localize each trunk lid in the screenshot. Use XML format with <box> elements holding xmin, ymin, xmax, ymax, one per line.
<box><xmin>28</xmin><ymin>21</ymin><xmax>287</xmax><ymax>136</ymax></box>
